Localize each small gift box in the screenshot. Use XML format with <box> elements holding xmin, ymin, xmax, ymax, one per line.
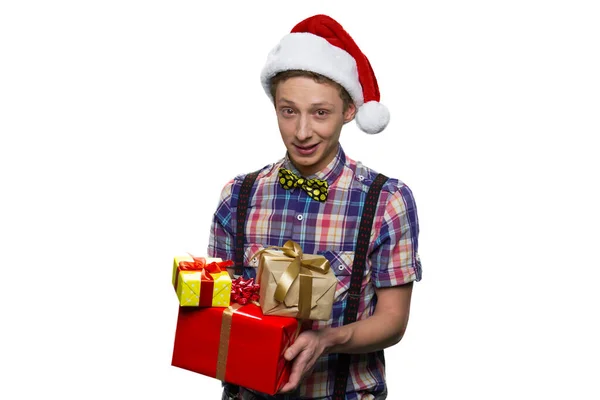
<box><xmin>172</xmin><ymin>255</ymin><xmax>233</xmax><ymax>307</ymax></box>
<box><xmin>171</xmin><ymin>303</ymin><xmax>300</xmax><ymax>396</ymax></box>
<box><xmin>256</xmin><ymin>240</ymin><xmax>336</xmax><ymax>321</ymax></box>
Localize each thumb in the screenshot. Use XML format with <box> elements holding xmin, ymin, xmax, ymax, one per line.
<box><xmin>284</xmin><ymin>342</ymin><xmax>301</xmax><ymax>361</ymax></box>
<box><xmin>284</xmin><ymin>336</ymin><xmax>307</xmax><ymax>361</ymax></box>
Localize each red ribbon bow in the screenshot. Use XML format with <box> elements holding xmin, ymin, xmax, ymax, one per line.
<box><xmin>178</xmin><ymin>256</ymin><xmax>233</xmax><ymax>273</ymax></box>
<box><xmin>230</xmin><ymin>276</ymin><xmax>260</xmax><ymax>305</ymax></box>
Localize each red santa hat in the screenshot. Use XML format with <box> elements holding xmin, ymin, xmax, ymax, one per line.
<box><xmin>260</xmin><ymin>14</ymin><xmax>390</xmax><ymax>134</ymax></box>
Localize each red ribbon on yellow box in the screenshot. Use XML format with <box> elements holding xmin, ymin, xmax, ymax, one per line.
<box><xmin>172</xmin><ymin>255</ymin><xmax>233</xmax><ymax>307</ymax></box>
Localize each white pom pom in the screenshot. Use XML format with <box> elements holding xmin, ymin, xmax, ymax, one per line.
<box><xmin>355</xmin><ymin>101</ymin><xmax>390</xmax><ymax>134</ymax></box>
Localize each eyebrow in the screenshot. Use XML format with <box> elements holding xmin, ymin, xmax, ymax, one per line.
<box><xmin>277</xmin><ymin>98</ymin><xmax>335</xmax><ymax>107</ymax></box>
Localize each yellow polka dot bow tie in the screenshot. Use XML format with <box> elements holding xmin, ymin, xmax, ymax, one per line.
<box><xmin>278</xmin><ymin>168</ymin><xmax>328</xmax><ymax>202</ymax></box>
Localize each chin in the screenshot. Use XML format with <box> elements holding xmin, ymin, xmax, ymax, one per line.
<box><xmin>295</xmin><ymin>154</ymin><xmax>318</xmax><ymax>165</ymax></box>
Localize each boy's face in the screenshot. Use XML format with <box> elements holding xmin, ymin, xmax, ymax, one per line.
<box><xmin>274</xmin><ymin>76</ymin><xmax>356</xmax><ymax>177</ymax></box>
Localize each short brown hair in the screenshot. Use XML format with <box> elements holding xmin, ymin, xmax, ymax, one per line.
<box><xmin>269</xmin><ymin>70</ymin><xmax>354</xmax><ymax>112</ymax></box>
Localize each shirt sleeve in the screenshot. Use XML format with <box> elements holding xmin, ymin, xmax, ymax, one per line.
<box><xmin>207</xmin><ymin>179</ymin><xmax>236</xmax><ymax>261</ymax></box>
<box><xmin>370</xmin><ymin>183</ymin><xmax>422</xmax><ymax>288</ymax></box>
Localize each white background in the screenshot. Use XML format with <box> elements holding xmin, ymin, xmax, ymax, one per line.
<box><xmin>1</xmin><ymin>1</ymin><xmax>599</xmax><ymax>399</ymax></box>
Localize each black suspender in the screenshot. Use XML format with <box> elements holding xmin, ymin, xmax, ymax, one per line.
<box><xmin>234</xmin><ymin>170</ymin><xmax>260</xmax><ymax>277</ymax></box>
<box><xmin>333</xmin><ymin>173</ymin><xmax>388</xmax><ymax>400</ymax></box>
<box><xmin>224</xmin><ymin>170</ymin><xmax>261</xmax><ymax>399</ymax></box>
<box><xmin>232</xmin><ymin>170</ymin><xmax>389</xmax><ymax>400</ymax></box>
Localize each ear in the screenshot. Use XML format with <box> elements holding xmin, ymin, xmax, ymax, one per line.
<box><xmin>343</xmin><ymin>102</ymin><xmax>357</xmax><ymax>124</ymax></box>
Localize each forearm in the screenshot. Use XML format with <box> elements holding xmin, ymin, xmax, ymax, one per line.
<box><xmin>319</xmin><ymin>284</ymin><xmax>413</xmax><ymax>354</ymax></box>
<box><xmin>320</xmin><ymin>309</ymin><xmax>409</xmax><ymax>355</ymax></box>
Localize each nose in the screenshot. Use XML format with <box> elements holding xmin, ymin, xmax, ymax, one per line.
<box><xmin>295</xmin><ymin>114</ymin><xmax>312</xmax><ymax>141</ymax></box>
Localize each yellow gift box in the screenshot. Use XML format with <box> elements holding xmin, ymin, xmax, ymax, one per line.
<box><xmin>256</xmin><ymin>240</ymin><xmax>336</xmax><ymax>321</ymax></box>
<box><xmin>172</xmin><ymin>255</ymin><xmax>232</xmax><ymax>307</ymax></box>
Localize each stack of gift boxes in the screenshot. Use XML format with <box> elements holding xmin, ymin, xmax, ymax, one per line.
<box><xmin>170</xmin><ymin>241</ymin><xmax>337</xmax><ymax>396</ymax></box>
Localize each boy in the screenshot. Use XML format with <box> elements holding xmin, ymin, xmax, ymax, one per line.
<box><xmin>208</xmin><ymin>14</ymin><xmax>422</xmax><ymax>400</ymax></box>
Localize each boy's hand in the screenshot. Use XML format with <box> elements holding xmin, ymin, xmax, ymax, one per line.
<box><xmin>277</xmin><ymin>330</ymin><xmax>327</xmax><ymax>393</ymax></box>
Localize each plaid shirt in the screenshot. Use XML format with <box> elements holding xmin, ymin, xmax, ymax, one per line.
<box><xmin>208</xmin><ymin>144</ymin><xmax>422</xmax><ymax>400</ymax></box>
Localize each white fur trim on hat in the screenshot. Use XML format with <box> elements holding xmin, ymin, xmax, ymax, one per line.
<box><xmin>355</xmin><ymin>101</ymin><xmax>390</xmax><ymax>134</ymax></box>
<box><xmin>260</xmin><ymin>32</ymin><xmax>364</xmax><ymax>107</ymax></box>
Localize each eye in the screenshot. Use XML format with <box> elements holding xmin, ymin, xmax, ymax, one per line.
<box><xmin>316</xmin><ymin>109</ymin><xmax>329</xmax><ymax>117</ymax></box>
<box><xmin>280</xmin><ymin>107</ymin><xmax>295</xmax><ymax>116</ymax></box>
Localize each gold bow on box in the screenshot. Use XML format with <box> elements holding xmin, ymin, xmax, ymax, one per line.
<box><xmin>256</xmin><ymin>240</ymin><xmax>336</xmax><ymax>321</ymax></box>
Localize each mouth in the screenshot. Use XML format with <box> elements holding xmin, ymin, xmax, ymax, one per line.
<box><xmin>294</xmin><ymin>143</ymin><xmax>319</xmax><ymax>156</ymax></box>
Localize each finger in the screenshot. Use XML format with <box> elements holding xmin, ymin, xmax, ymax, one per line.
<box><xmin>284</xmin><ymin>344</ymin><xmax>299</xmax><ymax>361</ymax></box>
<box><xmin>278</xmin><ymin>380</ymin><xmax>296</xmax><ymax>394</ymax></box>
<box><xmin>279</xmin><ymin>348</ymin><xmax>311</xmax><ymax>393</ymax></box>
<box><xmin>284</xmin><ymin>334</ymin><xmax>308</xmax><ymax>361</ymax></box>
<box><xmin>278</xmin><ymin>370</ymin><xmax>299</xmax><ymax>394</ymax></box>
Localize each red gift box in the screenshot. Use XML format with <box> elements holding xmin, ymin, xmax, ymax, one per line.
<box><xmin>171</xmin><ymin>303</ymin><xmax>300</xmax><ymax>396</ymax></box>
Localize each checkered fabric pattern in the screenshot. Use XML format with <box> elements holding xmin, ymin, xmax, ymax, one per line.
<box><xmin>209</xmin><ymin>145</ymin><xmax>422</xmax><ymax>399</ymax></box>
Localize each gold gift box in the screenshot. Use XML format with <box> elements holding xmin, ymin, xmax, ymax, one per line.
<box><xmin>257</xmin><ymin>241</ymin><xmax>336</xmax><ymax>321</ymax></box>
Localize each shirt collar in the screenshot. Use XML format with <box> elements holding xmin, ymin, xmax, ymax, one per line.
<box><xmin>281</xmin><ymin>144</ymin><xmax>346</xmax><ymax>185</ymax></box>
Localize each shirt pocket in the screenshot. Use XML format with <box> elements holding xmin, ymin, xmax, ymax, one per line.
<box><xmin>316</xmin><ymin>250</ymin><xmax>355</xmax><ymax>300</ymax></box>
<box><xmin>222</xmin><ymin>243</ymin><xmax>264</xmax><ymax>278</ymax></box>
<box><xmin>245</xmin><ymin>243</ymin><xmax>265</xmax><ymax>268</ymax></box>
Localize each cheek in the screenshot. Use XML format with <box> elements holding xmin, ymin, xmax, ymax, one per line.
<box><xmin>277</xmin><ymin>118</ymin><xmax>295</xmax><ymax>140</ymax></box>
<box><xmin>278</xmin><ymin>117</ymin><xmax>292</xmax><ymax>127</ymax></box>
<box><xmin>314</xmin><ymin>120</ymin><xmax>341</xmax><ymax>139</ymax></box>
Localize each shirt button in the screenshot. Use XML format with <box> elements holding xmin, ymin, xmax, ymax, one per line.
<box><xmin>338</xmin><ymin>264</ymin><xmax>344</xmax><ymax>271</ymax></box>
<box><xmin>358</xmin><ymin>175</ymin><xmax>365</xmax><ymax>181</ymax></box>
<box><xmin>297</xmin><ymin>214</ymin><xmax>303</xmax><ymax>221</ymax></box>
